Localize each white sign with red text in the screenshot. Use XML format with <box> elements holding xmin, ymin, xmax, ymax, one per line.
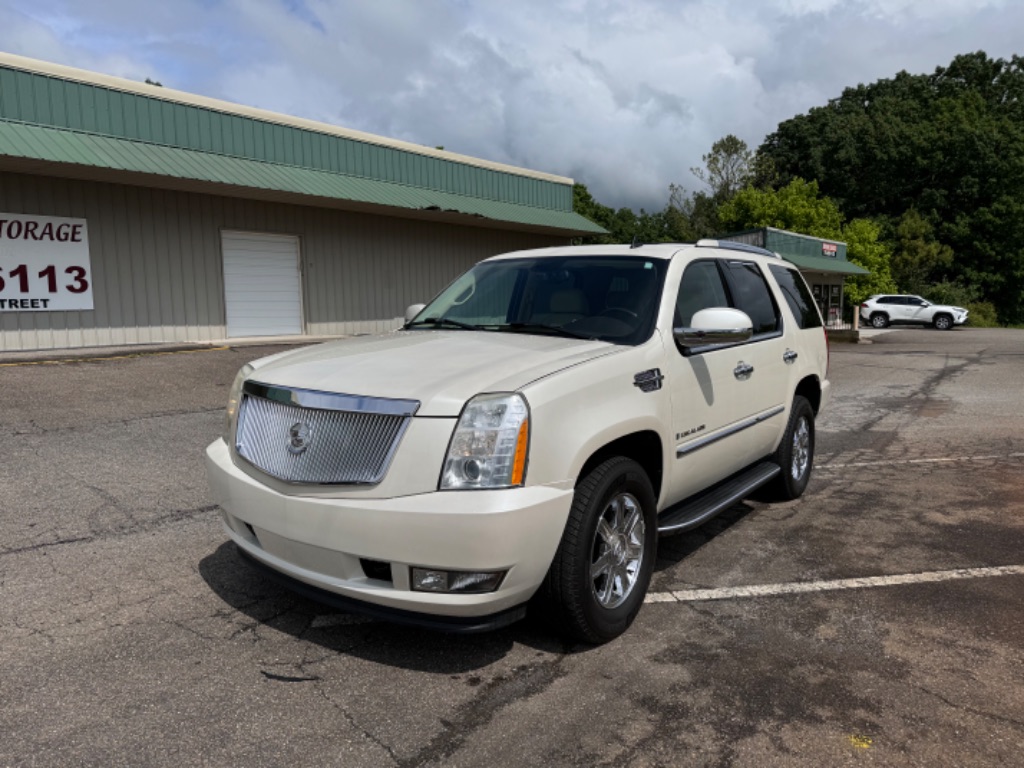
<box><xmin>0</xmin><ymin>213</ymin><xmax>93</xmax><ymax>311</ymax></box>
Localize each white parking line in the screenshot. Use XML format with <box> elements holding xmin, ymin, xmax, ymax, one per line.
<box><xmin>645</xmin><ymin>564</ymin><xmax>1024</xmax><ymax>603</ymax></box>
<box><xmin>819</xmin><ymin>452</ymin><xmax>1024</xmax><ymax>470</ymax></box>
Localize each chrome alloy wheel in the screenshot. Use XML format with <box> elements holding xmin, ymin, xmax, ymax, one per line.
<box><xmin>590</xmin><ymin>492</ymin><xmax>646</xmax><ymax>609</ymax></box>
<box><xmin>791</xmin><ymin>417</ymin><xmax>811</xmax><ymax>481</ymax></box>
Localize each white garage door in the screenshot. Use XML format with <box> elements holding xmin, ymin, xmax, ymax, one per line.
<box><xmin>222</xmin><ymin>231</ymin><xmax>303</xmax><ymax>338</ymax></box>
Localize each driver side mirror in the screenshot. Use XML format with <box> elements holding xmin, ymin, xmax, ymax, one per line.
<box><xmin>404</xmin><ymin>303</ymin><xmax>426</xmax><ymax>323</ymax></box>
<box><xmin>674</xmin><ymin>307</ymin><xmax>753</xmax><ymax>351</ymax></box>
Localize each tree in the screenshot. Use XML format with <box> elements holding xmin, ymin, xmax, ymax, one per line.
<box><xmin>841</xmin><ymin>218</ymin><xmax>898</xmax><ymax>305</ymax></box>
<box><xmin>890</xmin><ymin>209</ymin><xmax>954</xmax><ymax>294</ymax></box>
<box><xmin>718</xmin><ymin>179</ymin><xmax>843</xmax><ymax>238</ymax></box>
<box><xmin>690</xmin><ymin>134</ymin><xmax>754</xmax><ymax>199</ymax></box>
<box><xmin>572</xmin><ymin>183</ymin><xmax>617</xmax><ymax>243</ymax></box>
<box><xmin>572</xmin><ymin>183</ymin><xmax>672</xmax><ymax>244</ymax></box>
<box><xmin>665</xmin><ymin>184</ymin><xmax>719</xmax><ymax>241</ymax></box>
<box><xmin>756</xmin><ymin>51</ymin><xmax>1024</xmax><ymax>322</ymax></box>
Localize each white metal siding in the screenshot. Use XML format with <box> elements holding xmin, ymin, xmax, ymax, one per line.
<box><xmin>222</xmin><ymin>231</ymin><xmax>302</xmax><ymax>337</ymax></box>
<box><xmin>0</xmin><ymin>173</ymin><xmax>564</xmax><ymax>351</ymax></box>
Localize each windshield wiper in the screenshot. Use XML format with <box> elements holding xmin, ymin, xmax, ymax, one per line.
<box><xmin>496</xmin><ymin>322</ymin><xmax>593</xmax><ymax>340</ymax></box>
<box><xmin>405</xmin><ymin>317</ymin><xmax>481</xmax><ymax>331</ymax></box>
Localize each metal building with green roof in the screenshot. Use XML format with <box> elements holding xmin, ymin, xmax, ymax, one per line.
<box><xmin>0</xmin><ymin>52</ymin><xmax>604</xmax><ymax>351</ymax></box>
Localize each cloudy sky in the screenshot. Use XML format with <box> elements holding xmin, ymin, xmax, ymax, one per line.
<box><xmin>1</xmin><ymin>0</ymin><xmax>1021</xmax><ymax>210</ymax></box>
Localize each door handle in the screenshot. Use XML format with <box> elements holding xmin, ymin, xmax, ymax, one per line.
<box><xmin>783</xmin><ymin>349</ymin><xmax>798</xmax><ymax>364</ymax></box>
<box><xmin>733</xmin><ymin>362</ymin><xmax>754</xmax><ymax>380</ymax></box>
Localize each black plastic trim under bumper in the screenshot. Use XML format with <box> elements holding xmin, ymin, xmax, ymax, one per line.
<box><xmin>236</xmin><ymin>547</ymin><xmax>528</xmax><ymax>634</ymax></box>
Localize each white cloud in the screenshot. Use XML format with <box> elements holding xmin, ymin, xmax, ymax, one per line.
<box><xmin>1</xmin><ymin>0</ymin><xmax>1022</xmax><ymax>210</ymax></box>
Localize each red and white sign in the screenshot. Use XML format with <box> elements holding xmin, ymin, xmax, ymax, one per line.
<box><xmin>0</xmin><ymin>213</ymin><xmax>93</xmax><ymax>311</ymax></box>
<box><xmin>822</xmin><ymin>242</ymin><xmax>838</xmax><ymax>255</ymax></box>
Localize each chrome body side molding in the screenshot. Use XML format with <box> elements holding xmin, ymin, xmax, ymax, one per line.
<box><xmin>676</xmin><ymin>405</ymin><xmax>786</xmax><ymax>458</ymax></box>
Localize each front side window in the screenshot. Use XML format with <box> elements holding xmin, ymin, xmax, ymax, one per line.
<box><xmin>674</xmin><ymin>259</ymin><xmax>731</xmax><ymax>327</ymax></box>
<box><xmin>768</xmin><ymin>264</ymin><xmax>823</xmax><ymax>329</ymax></box>
<box><xmin>407</xmin><ymin>256</ymin><xmax>667</xmax><ymax>346</ymax></box>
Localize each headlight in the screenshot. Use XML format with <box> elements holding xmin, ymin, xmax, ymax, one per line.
<box><xmin>441</xmin><ymin>393</ymin><xmax>530</xmax><ymax>489</ymax></box>
<box><xmin>224</xmin><ymin>363</ymin><xmax>254</xmax><ymax>439</ymax></box>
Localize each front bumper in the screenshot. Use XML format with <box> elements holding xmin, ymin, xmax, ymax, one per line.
<box><xmin>204</xmin><ymin>439</ymin><xmax>574</xmax><ymax>620</ymax></box>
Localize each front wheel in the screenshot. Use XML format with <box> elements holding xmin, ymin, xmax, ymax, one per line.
<box><xmin>933</xmin><ymin>314</ymin><xmax>953</xmax><ymax>330</ymax></box>
<box><xmin>763</xmin><ymin>396</ymin><xmax>815</xmax><ymax>501</ymax></box>
<box><xmin>538</xmin><ymin>457</ymin><xmax>657</xmax><ymax>644</ymax></box>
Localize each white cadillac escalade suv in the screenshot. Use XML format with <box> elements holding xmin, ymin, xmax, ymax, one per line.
<box><xmin>206</xmin><ymin>241</ymin><xmax>830</xmax><ymax>643</ymax></box>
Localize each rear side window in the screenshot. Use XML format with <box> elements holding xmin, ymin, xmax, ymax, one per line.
<box><xmin>721</xmin><ymin>260</ymin><xmax>780</xmax><ymax>335</ymax></box>
<box><xmin>768</xmin><ymin>264</ymin><xmax>823</xmax><ymax>329</ymax></box>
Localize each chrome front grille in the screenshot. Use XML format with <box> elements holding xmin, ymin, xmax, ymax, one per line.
<box><xmin>235</xmin><ymin>381</ymin><xmax>419</xmax><ymax>485</ymax></box>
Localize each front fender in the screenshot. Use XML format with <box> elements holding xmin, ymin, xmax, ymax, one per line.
<box><xmin>521</xmin><ymin>342</ymin><xmax>672</xmax><ymax>490</ymax></box>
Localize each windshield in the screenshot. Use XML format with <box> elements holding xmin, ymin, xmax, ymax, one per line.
<box><xmin>406</xmin><ymin>256</ymin><xmax>667</xmax><ymax>345</ymax></box>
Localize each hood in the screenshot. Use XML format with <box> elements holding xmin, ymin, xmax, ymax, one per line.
<box><xmin>247</xmin><ymin>330</ymin><xmax>623</xmax><ymax>416</ymax></box>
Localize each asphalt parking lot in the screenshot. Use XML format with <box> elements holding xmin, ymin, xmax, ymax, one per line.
<box><xmin>2</xmin><ymin>327</ymin><xmax>1023</xmax><ymax>767</ymax></box>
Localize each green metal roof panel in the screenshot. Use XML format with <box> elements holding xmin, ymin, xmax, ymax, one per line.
<box><xmin>763</xmin><ymin>228</ymin><xmax>849</xmax><ymax>261</ymax></box>
<box><xmin>0</xmin><ymin>121</ymin><xmax>605</xmax><ymax>235</ymax></box>
<box><xmin>780</xmin><ymin>252</ymin><xmax>869</xmax><ymax>275</ymax></box>
<box><xmin>0</xmin><ymin>65</ymin><xmax>574</xmax><ymax>212</ymax></box>
<box><xmin>720</xmin><ymin>227</ymin><xmax>867</xmax><ymax>275</ymax></box>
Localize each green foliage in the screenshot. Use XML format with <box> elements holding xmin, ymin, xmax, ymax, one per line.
<box><xmin>690</xmin><ymin>134</ymin><xmax>754</xmax><ymax>199</ymax></box>
<box><xmin>572</xmin><ymin>183</ymin><xmax>673</xmax><ymax>245</ymax></box>
<box><xmin>965</xmin><ymin>302</ymin><xmax>1000</xmax><ymax>327</ymax></box>
<box><xmin>841</xmin><ymin>218</ymin><xmax>898</xmax><ymax>305</ymax></box>
<box><xmin>920</xmin><ymin>280</ymin><xmax>982</xmax><ymax>307</ymax></box>
<box><xmin>666</xmin><ymin>185</ymin><xmax>719</xmax><ymax>241</ymax></box>
<box><xmin>890</xmin><ymin>209</ymin><xmax>954</xmax><ymax>294</ymax></box>
<box><xmin>718</xmin><ymin>179</ymin><xmax>843</xmax><ymax>237</ymax></box>
<box><xmin>757</xmin><ymin>51</ymin><xmax>1024</xmax><ymax>322</ymax></box>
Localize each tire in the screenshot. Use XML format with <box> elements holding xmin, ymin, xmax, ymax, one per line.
<box><xmin>933</xmin><ymin>314</ymin><xmax>953</xmax><ymax>330</ymax></box>
<box><xmin>538</xmin><ymin>457</ymin><xmax>658</xmax><ymax>644</ymax></box>
<box><xmin>870</xmin><ymin>313</ymin><xmax>889</xmax><ymax>328</ymax></box>
<box><xmin>763</xmin><ymin>396</ymin><xmax>815</xmax><ymax>501</ymax></box>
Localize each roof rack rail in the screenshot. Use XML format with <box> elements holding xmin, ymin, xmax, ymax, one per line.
<box><xmin>695</xmin><ymin>239</ymin><xmax>782</xmax><ymax>259</ymax></box>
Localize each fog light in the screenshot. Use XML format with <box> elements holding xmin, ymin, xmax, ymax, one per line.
<box><xmin>411</xmin><ymin>568</ymin><xmax>507</xmax><ymax>594</ymax></box>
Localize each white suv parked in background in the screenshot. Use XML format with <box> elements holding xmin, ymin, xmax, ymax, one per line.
<box><xmin>860</xmin><ymin>294</ymin><xmax>968</xmax><ymax>330</ymax></box>
<box><xmin>206</xmin><ymin>240</ymin><xmax>831</xmax><ymax>643</ymax></box>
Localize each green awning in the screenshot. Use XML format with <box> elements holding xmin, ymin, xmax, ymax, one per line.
<box><xmin>779</xmin><ymin>251</ymin><xmax>869</xmax><ymax>275</ymax></box>
<box><xmin>0</xmin><ymin>120</ymin><xmax>606</xmax><ymax>236</ymax></box>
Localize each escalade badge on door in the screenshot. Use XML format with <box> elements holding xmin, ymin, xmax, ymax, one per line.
<box><xmin>287</xmin><ymin>422</ymin><xmax>312</xmax><ymax>455</ymax></box>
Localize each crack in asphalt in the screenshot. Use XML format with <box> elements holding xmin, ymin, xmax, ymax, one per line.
<box><xmin>312</xmin><ymin>682</ymin><xmax>401</xmax><ymax>766</ymax></box>
<box><xmin>0</xmin><ymin>505</ymin><xmax>220</xmax><ymax>557</ymax></box>
<box><xmin>916</xmin><ymin>684</ymin><xmax>1024</xmax><ymax>731</ymax></box>
<box><xmin>3</xmin><ymin>406</ymin><xmax>225</xmax><ymax>436</ymax></box>
<box><xmin>393</xmin><ymin>657</ymin><xmax>568</xmax><ymax>768</ymax></box>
